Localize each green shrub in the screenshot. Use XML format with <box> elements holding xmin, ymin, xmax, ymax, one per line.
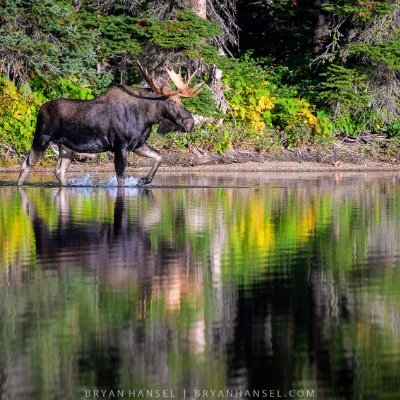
<box><xmin>0</xmin><ymin>78</ymin><xmax>46</xmax><ymax>154</ymax></box>
<box><xmin>159</xmin><ymin>122</ymin><xmax>284</xmax><ymax>155</ymax></box>
<box><xmin>214</xmin><ymin>130</ymin><xmax>232</xmax><ymax>155</ymax></box>
<box><xmin>164</xmin><ymin>124</ymin><xmax>232</xmax><ymax>154</ymax></box>
<box><xmin>272</xmin><ymin>97</ymin><xmax>317</xmax><ymax>128</ymax></box>
<box><xmin>315</xmin><ymin>111</ymin><xmax>335</xmax><ymax>140</ymax></box>
<box><xmin>221</xmin><ymin>54</ymin><xmax>334</xmax><ymax>146</ymax></box>
<box><xmin>30</xmin><ymin>77</ymin><xmax>94</xmax><ymax>100</ymax></box>
<box><xmin>332</xmin><ymin>113</ymin><xmax>365</xmax><ymax>137</ymax></box>
<box><xmin>0</xmin><ymin>76</ymin><xmax>93</xmax><ymax>155</ymax></box>
<box><xmin>222</xmin><ymin>54</ymin><xmax>275</xmax><ymax>131</ymax></box>
<box><xmin>386</xmin><ymin>122</ymin><xmax>400</xmax><ymax>138</ymax></box>
<box><xmin>182</xmin><ymin>85</ymin><xmax>219</xmax><ymax>118</ymax></box>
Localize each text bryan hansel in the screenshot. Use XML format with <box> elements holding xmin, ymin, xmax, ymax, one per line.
<box><xmin>85</xmin><ymin>390</ymin><xmax>176</xmax><ymax>398</ymax></box>
<box><xmin>84</xmin><ymin>389</ymin><xmax>315</xmax><ymax>398</ymax></box>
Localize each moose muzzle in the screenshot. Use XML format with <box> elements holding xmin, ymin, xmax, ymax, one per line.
<box><xmin>182</xmin><ymin>117</ymin><xmax>195</xmax><ymax>133</ymax></box>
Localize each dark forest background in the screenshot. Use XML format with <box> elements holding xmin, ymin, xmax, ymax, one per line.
<box><xmin>1</xmin><ymin>0</ymin><xmax>400</xmax><ymax>158</ymax></box>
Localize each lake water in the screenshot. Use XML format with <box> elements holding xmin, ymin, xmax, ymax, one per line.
<box><xmin>1</xmin><ymin>171</ymin><xmax>400</xmax><ymax>399</ymax></box>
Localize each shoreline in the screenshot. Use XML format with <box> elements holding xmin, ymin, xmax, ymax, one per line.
<box><xmin>1</xmin><ymin>160</ymin><xmax>399</xmax><ymax>174</ymax></box>
<box><xmin>1</xmin><ymin>144</ymin><xmax>399</xmax><ymax>174</ymax></box>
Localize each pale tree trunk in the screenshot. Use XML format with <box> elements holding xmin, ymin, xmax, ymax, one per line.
<box><xmin>184</xmin><ymin>0</ymin><xmax>229</xmax><ymax>113</ymax></box>
<box><xmin>186</xmin><ymin>0</ymin><xmax>207</xmax><ymax>19</ymax></box>
<box><xmin>209</xmin><ymin>64</ymin><xmax>228</xmax><ymax>114</ymax></box>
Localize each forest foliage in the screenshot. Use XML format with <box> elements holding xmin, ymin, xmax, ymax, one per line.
<box><xmin>0</xmin><ymin>0</ymin><xmax>400</xmax><ymax>158</ymax></box>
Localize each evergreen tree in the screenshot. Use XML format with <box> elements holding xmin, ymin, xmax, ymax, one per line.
<box><xmin>236</xmin><ymin>0</ymin><xmax>400</xmax><ymax>127</ymax></box>
<box><xmin>0</xmin><ymin>0</ymin><xmax>98</xmax><ymax>83</ymax></box>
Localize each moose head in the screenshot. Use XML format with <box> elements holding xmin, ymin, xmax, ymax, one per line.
<box><xmin>136</xmin><ymin>63</ymin><xmax>204</xmax><ymax>134</ymax></box>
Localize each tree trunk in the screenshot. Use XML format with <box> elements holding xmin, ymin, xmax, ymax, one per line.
<box><xmin>185</xmin><ymin>0</ymin><xmax>229</xmax><ymax>113</ymax></box>
<box><xmin>209</xmin><ymin>64</ymin><xmax>228</xmax><ymax>113</ymax></box>
<box><xmin>186</xmin><ymin>0</ymin><xmax>207</xmax><ymax>19</ymax></box>
<box><xmin>313</xmin><ymin>0</ymin><xmax>330</xmax><ymax>57</ymax></box>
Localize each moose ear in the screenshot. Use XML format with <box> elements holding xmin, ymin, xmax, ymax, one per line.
<box><xmin>157</xmin><ymin>118</ymin><xmax>177</xmax><ymax>135</ymax></box>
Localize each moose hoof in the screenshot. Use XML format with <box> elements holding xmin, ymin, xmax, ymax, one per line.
<box><xmin>139</xmin><ymin>177</ymin><xmax>151</xmax><ymax>186</ymax></box>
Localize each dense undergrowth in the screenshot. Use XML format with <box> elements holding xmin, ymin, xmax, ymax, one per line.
<box><xmin>1</xmin><ymin>54</ymin><xmax>400</xmax><ymax>166</ymax></box>
<box><xmin>1</xmin><ymin>1</ymin><xmax>400</xmax><ymax>165</ymax></box>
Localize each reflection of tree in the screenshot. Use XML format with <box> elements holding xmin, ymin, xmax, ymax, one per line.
<box><xmin>1</xmin><ymin>176</ymin><xmax>400</xmax><ymax>399</ymax></box>
<box><xmin>3</xmin><ymin>187</ymin><xmax>220</xmax><ymax>398</ymax></box>
<box><xmin>224</xmin><ymin>178</ymin><xmax>400</xmax><ymax>398</ymax></box>
<box><xmin>0</xmin><ymin>187</ymin><xmax>35</xmax><ymax>271</ymax></box>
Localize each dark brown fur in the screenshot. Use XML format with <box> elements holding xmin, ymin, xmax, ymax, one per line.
<box><xmin>18</xmin><ymin>85</ymin><xmax>195</xmax><ymax>186</ymax></box>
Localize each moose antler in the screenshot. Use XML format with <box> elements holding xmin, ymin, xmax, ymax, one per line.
<box><xmin>136</xmin><ymin>62</ymin><xmax>179</xmax><ymax>97</ymax></box>
<box><xmin>136</xmin><ymin>61</ymin><xmax>203</xmax><ymax>98</ymax></box>
<box><xmin>166</xmin><ymin>68</ymin><xmax>204</xmax><ymax>98</ymax></box>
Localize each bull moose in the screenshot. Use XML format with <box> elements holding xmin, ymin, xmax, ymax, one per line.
<box><xmin>17</xmin><ymin>64</ymin><xmax>203</xmax><ymax>187</ymax></box>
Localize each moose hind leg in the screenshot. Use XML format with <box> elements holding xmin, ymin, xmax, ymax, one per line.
<box><xmin>54</xmin><ymin>146</ymin><xmax>73</xmax><ymax>186</ymax></box>
<box><xmin>18</xmin><ymin>147</ymin><xmax>46</xmax><ymax>186</ymax></box>
<box><xmin>133</xmin><ymin>143</ymin><xmax>162</xmax><ymax>185</ymax></box>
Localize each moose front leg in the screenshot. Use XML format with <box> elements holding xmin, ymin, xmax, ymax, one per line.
<box><xmin>114</xmin><ymin>146</ymin><xmax>127</xmax><ymax>187</ymax></box>
<box><xmin>133</xmin><ymin>143</ymin><xmax>162</xmax><ymax>185</ymax></box>
<box><xmin>54</xmin><ymin>145</ymin><xmax>73</xmax><ymax>186</ymax></box>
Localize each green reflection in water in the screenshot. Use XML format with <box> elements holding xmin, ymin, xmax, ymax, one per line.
<box><xmin>0</xmin><ymin>174</ymin><xmax>400</xmax><ymax>399</ymax></box>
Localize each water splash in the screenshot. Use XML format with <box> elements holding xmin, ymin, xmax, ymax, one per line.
<box><xmin>67</xmin><ymin>174</ymin><xmax>99</xmax><ymax>187</ymax></box>
<box><xmin>100</xmin><ymin>176</ymin><xmax>142</xmax><ymax>197</ymax></box>
<box><xmin>99</xmin><ymin>176</ymin><xmax>140</xmax><ymax>187</ymax></box>
<box><xmin>67</xmin><ymin>174</ymin><xmax>140</xmax><ymax>187</ymax></box>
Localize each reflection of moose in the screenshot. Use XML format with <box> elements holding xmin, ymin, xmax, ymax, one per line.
<box><xmin>18</xmin><ymin>64</ymin><xmax>203</xmax><ymax>187</ymax></box>
<box><xmin>17</xmin><ymin>187</ymin><xmax>201</xmax><ymax>294</ymax></box>
<box><xmin>19</xmin><ymin>187</ymin><xmax>155</xmax><ymax>279</ymax></box>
